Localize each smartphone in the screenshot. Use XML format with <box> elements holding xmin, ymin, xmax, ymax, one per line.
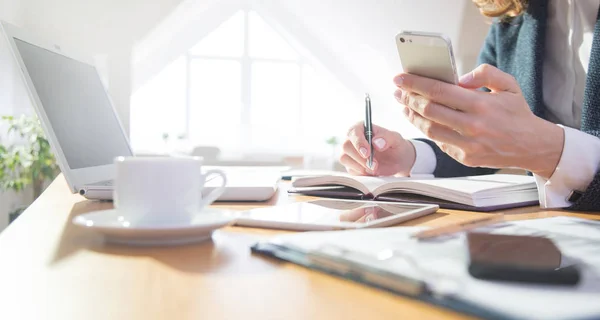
<box><xmin>395</xmin><ymin>31</ymin><xmax>458</xmax><ymax>84</ymax></box>
<box><xmin>467</xmin><ymin>232</ymin><xmax>581</xmax><ymax>286</ymax></box>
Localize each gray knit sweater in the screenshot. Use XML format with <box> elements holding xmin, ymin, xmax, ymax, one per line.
<box><xmin>417</xmin><ymin>0</ymin><xmax>600</xmax><ymax>211</ymax></box>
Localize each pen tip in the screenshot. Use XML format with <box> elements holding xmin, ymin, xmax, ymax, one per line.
<box><xmin>365</xmin><ymin>93</ymin><xmax>370</xmax><ymax>100</ymax></box>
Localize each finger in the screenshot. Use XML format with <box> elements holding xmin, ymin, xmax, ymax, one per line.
<box><xmin>459</xmin><ymin>64</ymin><xmax>521</xmax><ymax>93</ymax></box>
<box><xmin>339</xmin><ymin>154</ymin><xmax>370</xmax><ymax>175</ymax></box>
<box><xmin>438</xmin><ymin>143</ymin><xmax>470</xmax><ymax>166</ymax></box>
<box><xmin>402</xmin><ymin>104</ymin><xmax>410</xmax><ymax>117</ymax></box>
<box><xmin>370</xmin><ymin>126</ymin><xmax>404</xmax><ymax>152</ymax></box>
<box><xmin>347</xmin><ymin>122</ymin><xmax>370</xmax><ymax>158</ymax></box>
<box><xmin>342</xmin><ymin>140</ymin><xmax>379</xmax><ymax>173</ymax></box>
<box><xmin>395</xmin><ymin>89</ymin><xmax>473</xmax><ymax>133</ymax></box>
<box><xmin>366</xmin><ymin>158</ymin><xmax>378</xmax><ymax>173</ymax></box>
<box><xmin>406</xmin><ymin>108</ymin><xmax>470</xmax><ymax>147</ymax></box>
<box><xmin>371</xmin><ymin>123</ymin><xmax>391</xmax><ymax>136</ymax></box>
<box><xmin>342</xmin><ymin>140</ymin><xmax>371</xmax><ymax>169</ymax></box>
<box><xmin>394</xmin><ymin>73</ymin><xmax>477</xmax><ymax>112</ymax></box>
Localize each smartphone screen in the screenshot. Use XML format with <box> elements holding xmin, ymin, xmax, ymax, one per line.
<box><xmin>467</xmin><ymin>232</ymin><xmax>580</xmax><ymax>285</ymax></box>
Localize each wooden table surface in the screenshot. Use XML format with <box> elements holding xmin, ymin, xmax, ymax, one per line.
<box><xmin>0</xmin><ymin>174</ymin><xmax>598</xmax><ymax>320</ymax></box>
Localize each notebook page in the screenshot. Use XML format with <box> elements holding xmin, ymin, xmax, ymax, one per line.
<box><xmin>351</xmin><ymin>176</ymin><xmax>412</xmax><ymax>194</ymax></box>
<box><xmin>293</xmin><ymin>174</ymin><xmax>412</xmax><ymax>195</ymax></box>
<box><xmin>381</xmin><ymin>174</ymin><xmax>536</xmax><ymax>197</ymax></box>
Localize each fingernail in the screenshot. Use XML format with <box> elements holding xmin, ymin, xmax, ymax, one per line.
<box><xmin>359</xmin><ymin>147</ymin><xmax>368</xmax><ymax>158</ymax></box>
<box><xmin>374</xmin><ymin>138</ymin><xmax>386</xmax><ymax>150</ymax></box>
<box><xmin>394</xmin><ymin>75</ymin><xmax>405</xmax><ymax>86</ymax></box>
<box><xmin>394</xmin><ymin>89</ymin><xmax>403</xmax><ymax>102</ymax></box>
<box><xmin>459</xmin><ymin>72</ymin><xmax>473</xmax><ymax>85</ymax></box>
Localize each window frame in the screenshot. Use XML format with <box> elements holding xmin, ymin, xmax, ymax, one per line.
<box><xmin>184</xmin><ymin>8</ymin><xmax>307</xmax><ymax>153</ymax></box>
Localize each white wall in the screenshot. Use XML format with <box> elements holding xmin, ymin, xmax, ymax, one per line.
<box><xmin>0</xmin><ymin>0</ymin><xmax>23</xmax><ymax>25</ymax></box>
<box><xmin>18</xmin><ymin>0</ymin><xmax>186</xmax><ymax>135</ymax></box>
<box><xmin>0</xmin><ymin>0</ymin><xmax>27</xmax><ymax>115</ymax></box>
<box><xmin>456</xmin><ymin>1</ymin><xmax>492</xmax><ymax>74</ymax></box>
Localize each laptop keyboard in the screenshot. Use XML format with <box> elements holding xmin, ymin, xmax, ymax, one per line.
<box><xmin>86</xmin><ymin>180</ymin><xmax>114</xmax><ymax>187</ymax></box>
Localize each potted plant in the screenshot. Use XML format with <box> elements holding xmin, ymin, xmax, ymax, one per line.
<box><xmin>0</xmin><ymin>115</ymin><xmax>60</xmax><ymax>223</ymax></box>
<box><xmin>325</xmin><ymin>136</ymin><xmax>340</xmax><ymax>170</ymax></box>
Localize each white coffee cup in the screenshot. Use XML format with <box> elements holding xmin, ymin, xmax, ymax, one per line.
<box><xmin>113</xmin><ymin>156</ymin><xmax>227</xmax><ymax>222</ymax></box>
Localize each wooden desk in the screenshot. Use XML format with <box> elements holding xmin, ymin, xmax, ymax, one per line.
<box><xmin>0</xmin><ymin>175</ymin><xmax>598</xmax><ymax>320</ymax></box>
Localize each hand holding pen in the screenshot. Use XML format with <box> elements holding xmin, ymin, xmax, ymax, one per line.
<box><xmin>339</xmin><ymin>93</ymin><xmax>418</xmax><ymax>177</ymax></box>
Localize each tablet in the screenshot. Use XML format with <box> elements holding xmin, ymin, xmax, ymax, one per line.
<box><xmin>234</xmin><ymin>199</ymin><xmax>439</xmax><ymax>231</ymax></box>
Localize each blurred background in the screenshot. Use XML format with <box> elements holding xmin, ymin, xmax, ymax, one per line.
<box><xmin>0</xmin><ymin>0</ymin><xmax>490</xmax><ymax>228</ymax></box>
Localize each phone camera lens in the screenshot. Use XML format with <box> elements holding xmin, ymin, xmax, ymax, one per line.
<box><xmin>400</xmin><ymin>37</ymin><xmax>405</xmax><ymax>43</ymax></box>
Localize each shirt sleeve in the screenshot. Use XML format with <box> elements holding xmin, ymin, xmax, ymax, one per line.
<box><xmin>534</xmin><ymin>125</ymin><xmax>600</xmax><ymax>208</ymax></box>
<box><xmin>409</xmin><ymin>140</ymin><xmax>436</xmax><ymax>178</ymax></box>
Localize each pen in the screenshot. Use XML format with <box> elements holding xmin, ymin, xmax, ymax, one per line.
<box><xmin>412</xmin><ymin>214</ymin><xmax>505</xmax><ymax>240</ymax></box>
<box><xmin>364</xmin><ymin>93</ymin><xmax>373</xmax><ymax>169</ymax></box>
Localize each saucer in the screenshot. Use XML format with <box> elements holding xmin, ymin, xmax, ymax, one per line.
<box><xmin>72</xmin><ymin>208</ymin><xmax>239</xmax><ymax>246</ymax></box>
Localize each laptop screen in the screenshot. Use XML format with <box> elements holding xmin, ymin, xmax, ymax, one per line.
<box><xmin>13</xmin><ymin>38</ymin><xmax>132</xmax><ymax>170</ymax></box>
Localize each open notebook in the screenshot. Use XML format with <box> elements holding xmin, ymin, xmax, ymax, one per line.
<box><xmin>289</xmin><ymin>174</ymin><xmax>539</xmax><ymax>211</ymax></box>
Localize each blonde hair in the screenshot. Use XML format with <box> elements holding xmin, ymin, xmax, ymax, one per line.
<box><xmin>472</xmin><ymin>0</ymin><xmax>528</xmax><ymax>17</ymax></box>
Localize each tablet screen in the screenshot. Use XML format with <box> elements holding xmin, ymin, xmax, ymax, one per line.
<box><xmin>238</xmin><ymin>199</ymin><xmax>433</xmax><ymax>228</ymax></box>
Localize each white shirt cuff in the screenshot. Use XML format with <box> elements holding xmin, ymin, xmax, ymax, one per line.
<box><xmin>534</xmin><ymin>125</ymin><xmax>600</xmax><ymax>208</ymax></box>
<box><xmin>409</xmin><ymin>140</ymin><xmax>436</xmax><ymax>178</ymax></box>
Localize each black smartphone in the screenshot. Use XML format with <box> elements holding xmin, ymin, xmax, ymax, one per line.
<box><xmin>467</xmin><ymin>232</ymin><xmax>581</xmax><ymax>286</ymax></box>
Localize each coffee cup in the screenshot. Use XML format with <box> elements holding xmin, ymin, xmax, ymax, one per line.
<box><xmin>113</xmin><ymin>156</ymin><xmax>227</xmax><ymax>222</ymax></box>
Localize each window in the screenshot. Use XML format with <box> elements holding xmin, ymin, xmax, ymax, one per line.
<box><xmin>131</xmin><ymin>9</ymin><xmax>357</xmax><ymax>156</ymax></box>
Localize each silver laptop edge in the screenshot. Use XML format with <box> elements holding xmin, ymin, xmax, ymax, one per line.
<box><xmin>2</xmin><ymin>21</ymin><xmax>134</xmax><ymax>199</ymax></box>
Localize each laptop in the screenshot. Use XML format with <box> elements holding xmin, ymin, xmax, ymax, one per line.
<box><xmin>1</xmin><ymin>21</ymin><xmax>280</xmax><ymax>201</ymax></box>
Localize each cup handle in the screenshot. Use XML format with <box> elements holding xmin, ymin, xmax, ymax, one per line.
<box><xmin>199</xmin><ymin>169</ymin><xmax>228</xmax><ymax>209</ymax></box>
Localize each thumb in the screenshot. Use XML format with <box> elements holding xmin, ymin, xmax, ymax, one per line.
<box><xmin>372</xmin><ymin>125</ymin><xmax>404</xmax><ymax>152</ymax></box>
<box><xmin>459</xmin><ymin>64</ymin><xmax>521</xmax><ymax>94</ymax></box>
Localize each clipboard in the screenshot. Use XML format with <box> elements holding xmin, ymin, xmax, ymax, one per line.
<box><xmin>251</xmin><ymin>242</ymin><xmax>507</xmax><ymax>320</ymax></box>
<box><xmin>251</xmin><ymin>217</ymin><xmax>600</xmax><ymax>320</ymax></box>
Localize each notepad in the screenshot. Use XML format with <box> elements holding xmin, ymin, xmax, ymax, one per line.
<box><xmin>289</xmin><ymin>174</ymin><xmax>539</xmax><ymax>211</ymax></box>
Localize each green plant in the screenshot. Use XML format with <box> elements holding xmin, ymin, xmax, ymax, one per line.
<box><xmin>325</xmin><ymin>136</ymin><xmax>340</xmax><ymax>168</ymax></box>
<box><xmin>0</xmin><ymin>115</ymin><xmax>60</xmax><ymax>204</ymax></box>
<box><xmin>325</xmin><ymin>136</ymin><xmax>339</xmax><ymax>146</ymax></box>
